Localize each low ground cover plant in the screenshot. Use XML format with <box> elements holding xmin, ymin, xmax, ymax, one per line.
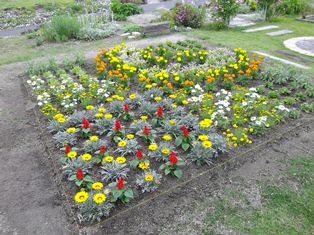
<box><xmin>26</xmin><ymin>40</ymin><xmax>312</xmax><ymax>224</ymax></box>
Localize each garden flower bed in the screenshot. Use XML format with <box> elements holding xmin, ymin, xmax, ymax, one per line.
<box><xmin>25</xmin><ymin>40</ymin><xmax>313</xmax><ymax>224</ymax></box>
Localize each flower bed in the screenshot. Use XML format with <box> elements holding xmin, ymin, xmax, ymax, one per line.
<box><xmin>26</xmin><ymin>40</ymin><xmax>313</xmax><ymax>224</ymax></box>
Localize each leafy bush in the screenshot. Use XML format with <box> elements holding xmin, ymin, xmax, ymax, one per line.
<box><xmin>211</xmin><ymin>0</ymin><xmax>241</xmax><ymax>26</ymax></box>
<box><xmin>173</xmin><ymin>3</ymin><xmax>206</xmax><ymax>28</ymax></box>
<box><xmin>41</xmin><ymin>15</ymin><xmax>80</xmax><ymax>42</ymax></box>
<box><xmin>111</xmin><ymin>0</ymin><xmax>143</xmax><ymax>21</ymax></box>
<box><xmin>278</xmin><ymin>0</ymin><xmax>306</xmax><ymax>15</ymax></box>
<box><xmin>123</xmin><ymin>23</ymin><xmax>141</xmax><ymax>33</ymax></box>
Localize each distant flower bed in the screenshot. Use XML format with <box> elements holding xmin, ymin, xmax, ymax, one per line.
<box><xmin>26</xmin><ymin>40</ymin><xmax>312</xmax><ymax>224</ymax></box>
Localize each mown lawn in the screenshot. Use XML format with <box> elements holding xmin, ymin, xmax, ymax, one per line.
<box><xmin>188</xmin><ymin>17</ymin><xmax>314</xmax><ymax>72</ymax></box>
<box><xmin>0</xmin><ymin>0</ymin><xmax>74</xmax><ymax>9</ymax></box>
<box><xmin>202</xmin><ymin>155</ymin><xmax>314</xmax><ymax>235</ymax></box>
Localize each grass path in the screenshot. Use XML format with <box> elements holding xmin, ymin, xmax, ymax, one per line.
<box><xmin>0</xmin><ymin>0</ymin><xmax>73</xmax><ymax>9</ymax></box>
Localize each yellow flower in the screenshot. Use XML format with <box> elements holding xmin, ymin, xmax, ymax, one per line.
<box><xmin>57</xmin><ymin>117</ymin><xmax>65</xmax><ymax>123</ymax></box>
<box><xmin>202</xmin><ymin>141</ymin><xmax>213</xmax><ymax>149</ymax></box>
<box><xmin>198</xmin><ymin>135</ymin><xmax>209</xmax><ymax>141</ymax></box>
<box><xmin>182</xmin><ymin>100</ymin><xmax>189</xmax><ymax>105</ymax></box>
<box><xmin>138</xmin><ymin>162</ymin><xmax>150</xmax><ymax>170</ymax></box>
<box><xmin>126</xmin><ymin>134</ymin><xmax>135</xmax><ymax>139</ymax></box>
<box><xmin>249</xmin><ymin>128</ymin><xmax>254</xmax><ymax>132</ymax></box>
<box><xmin>129</xmin><ymin>94</ymin><xmax>137</xmax><ymax>99</ymax></box>
<box><xmin>116</xmin><ymin>156</ymin><xmax>126</xmax><ymax>164</ymax></box>
<box><xmin>92</xmin><ymin>182</ymin><xmax>104</xmax><ymax>190</ymax></box>
<box><xmin>66</xmin><ymin>127</ymin><xmax>76</xmax><ymax>133</ymax></box>
<box><xmin>145</xmin><ymin>84</ymin><xmax>152</xmax><ymax>89</ymax></box>
<box><xmin>90</xmin><ymin>135</ymin><xmax>99</xmax><ymax>141</ymax></box>
<box><xmin>93</xmin><ymin>193</ymin><xmax>106</xmax><ymax>204</ymax></box>
<box><xmin>161</xmin><ymin>148</ymin><xmax>170</xmax><ymax>155</ymax></box>
<box><xmin>104</xmin><ymin>113</ymin><xmax>113</xmax><ymax>119</ymax></box>
<box><xmin>54</xmin><ymin>113</ymin><xmax>64</xmax><ymax>120</ymax></box>
<box><xmin>144</xmin><ymin>174</ymin><xmax>154</xmax><ymax>182</ymax></box>
<box><xmin>81</xmin><ymin>153</ymin><xmax>92</xmax><ymax>161</ymax></box>
<box><xmin>118</xmin><ymin>141</ymin><xmax>127</xmax><ymax>147</ymax></box>
<box><xmin>67</xmin><ymin>151</ymin><xmax>77</xmax><ymax>158</ymax></box>
<box><xmin>154</xmin><ymin>96</ymin><xmax>162</xmax><ymax>101</ymax></box>
<box><xmin>148</xmin><ymin>143</ymin><xmax>158</xmax><ymax>151</ymax></box>
<box><xmin>169</xmin><ymin>119</ymin><xmax>176</xmax><ymax>125</ymax></box>
<box><xmin>140</xmin><ymin>115</ymin><xmax>148</xmax><ymax>121</ymax></box>
<box><xmin>104</xmin><ymin>156</ymin><xmax>114</xmax><ymax>163</ymax></box>
<box><xmin>171</xmin><ymin>104</ymin><xmax>177</xmax><ymax>109</ymax></box>
<box><xmin>162</xmin><ymin>134</ymin><xmax>172</xmax><ymax>141</ymax></box>
<box><xmin>98</xmin><ymin>107</ymin><xmax>106</xmax><ymax>113</ymax></box>
<box><xmin>74</xmin><ymin>191</ymin><xmax>89</xmax><ymax>203</ymax></box>
<box><xmin>86</xmin><ymin>105</ymin><xmax>95</xmax><ymax>110</ymax></box>
<box><xmin>95</xmin><ymin>113</ymin><xmax>104</xmax><ymax>118</ymax></box>
<box><xmin>199</xmin><ymin>119</ymin><xmax>213</xmax><ymax>128</ymax></box>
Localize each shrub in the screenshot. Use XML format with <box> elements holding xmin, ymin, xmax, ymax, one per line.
<box><xmin>123</xmin><ymin>23</ymin><xmax>141</xmax><ymax>33</ymax></box>
<box><xmin>173</xmin><ymin>3</ymin><xmax>206</xmax><ymax>28</ymax></box>
<box><xmin>211</xmin><ymin>0</ymin><xmax>241</xmax><ymax>26</ymax></box>
<box><xmin>278</xmin><ymin>0</ymin><xmax>306</xmax><ymax>15</ymax></box>
<box><xmin>41</xmin><ymin>15</ymin><xmax>80</xmax><ymax>42</ymax></box>
<box><xmin>257</xmin><ymin>0</ymin><xmax>283</xmax><ymax>21</ymax></box>
<box><xmin>111</xmin><ymin>0</ymin><xmax>143</xmax><ymax>21</ymax></box>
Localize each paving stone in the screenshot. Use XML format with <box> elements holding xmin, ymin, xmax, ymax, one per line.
<box><xmin>266</xmin><ymin>29</ymin><xmax>293</xmax><ymax>36</ymax></box>
<box><xmin>253</xmin><ymin>51</ymin><xmax>310</xmax><ymax>69</ymax></box>
<box><xmin>141</xmin><ymin>21</ymin><xmax>171</xmax><ymax>36</ymax></box>
<box><xmin>243</xmin><ymin>25</ymin><xmax>279</xmax><ymax>33</ymax></box>
<box><xmin>284</xmin><ymin>36</ymin><xmax>314</xmax><ymax>57</ymax></box>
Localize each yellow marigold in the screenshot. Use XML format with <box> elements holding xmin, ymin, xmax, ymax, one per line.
<box><xmin>86</xmin><ymin>105</ymin><xmax>95</xmax><ymax>110</ymax></box>
<box><xmin>93</xmin><ymin>193</ymin><xmax>106</xmax><ymax>204</ymax></box>
<box><xmin>199</xmin><ymin>119</ymin><xmax>213</xmax><ymax>128</ymax></box>
<box><xmin>67</xmin><ymin>151</ymin><xmax>77</xmax><ymax>158</ymax></box>
<box><xmin>171</xmin><ymin>104</ymin><xmax>177</xmax><ymax>109</ymax></box>
<box><xmin>74</xmin><ymin>191</ymin><xmax>89</xmax><ymax>203</ymax></box>
<box><xmin>161</xmin><ymin>148</ymin><xmax>170</xmax><ymax>155</ymax></box>
<box><xmin>198</xmin><ymin>135</ymin><xmax>209</xmax><ymax>141</ymax></box>
<box><xmin>92</xmin><ymin>182</ymin><xmax>104</xmax><ymax>190</ymax></box>
<box><xmin>57</xmin><ymin>117</ymin><xmax>66</xmax><ymax>123</ymax></box>
<box><xmin>148</xmin><ymin>143</ymin><xmax>158</xmax><ymax>151</ymax></box>
<box><xmin>98</xmin><ymin>107</ymin><xmax>106</xmax><ymax>113</ymax></box>
<box><xmin>126</xmin><ymin>134</ymin><xmax>135</xmax><ymax>139</ymax></box>
<box><xmin>169</xmin><ymin>119</ymin><xmax>176</xmax><ymax>125</ymax></box>
<box><xmin>202</xmin><ymin>141</ymin><xmax>213</xmax><ymax>149</ymax></box>
<box><xmin>140</xmin><ymin>115</ymin><xmax>148</xmax><ymax>121</ymax></box>
<box><xmin>118</xmin><ymin>141</ymin><xmax>127</xmax><ymax>147</ymax></box>
<box><xmin>129</xmin><ymin>94</ymin><xmax>137</xmax><ymax>99</ymax></box>
<box><xmin>104</xmin><ymin>156</ymin><xmax>114</xmax><ymax>163</ymax></box>
<box><xmin>162</xmin><ymin>134</ymin><xmax>172</xmax><ymax>141</ymax></box>
<box><xmin>66</xmin><ymin>127</ymin><xmax>76</xmax><ymax>133</ymax></box>
<box><xmin>182</xmin><ymin>100</ymin><xmax>189</xmax><ymax>105</ymax></box>
<box><xmin>53</xmin><ymin>113</ymin><xmax>63</xmax><ymax>120</ymax></box>
<box><xmin>116</xmin><ymin>156</ymin><xmax>126</xmax><ymax>164</ymax></box>
<box><xmin>104</xmin><ymin>113</ymin><xmax>113</xmax><ymax>119</ymax></box>
<box><xmin>90</xmin><ymin>135</ymin><xmax>99</xmax><ymax>141</ymax></box>
<box><xmin>138</xmin><ymin>162</ymin><xmax>150</xmax><ymax>170</ymax></box>
<box><xmin>154</xmin><ymin>96</ymin><xmax>162</xmax><ymax>101</ymax></box>
<box><xmin>81</xmin><ymin>153</ymin><xmax>92</xmax><ymax>161</ymax></box>
<box><xmin>95</xmin><ymin>113</ymin><xmax>104</xmax><ymax>118</ymax></box>
<box><xmin>144</xmin><ymin>174</ymin><xmax>154</xmax><ymax>182</ymax></box>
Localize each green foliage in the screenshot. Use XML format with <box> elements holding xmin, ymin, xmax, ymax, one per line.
<box><xmin>123</xmin><ymin>23</ymin><xmax>141</xmax><ymax>33</ymax></box>
<box><xmin>41</xmin><ymin>15</ymin><xmax>80</xmax><ymax>42</ymax></box>
<box><xmin>111</xmin><ymin>0</ymin><xmax>143</xmax><ymax>21</ymax></box>
<box><xmin>278</xmin><ymin>0</ymin><xmax>307</xmax><ymax>15</ymax></box>
<box><xmin>173</xmin><ymin>3</ymin><xmax>206</xmax><ymax>28</ymax></box>
<box><xmin>211</xmin><ymin>0</ymin><xmax>241</xmax><ymax>26</ymax></box>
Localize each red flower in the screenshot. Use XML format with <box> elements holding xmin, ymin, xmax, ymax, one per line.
<box><xmin>64</xmin><ymin>144</ymin><xmax>71</xmax><ymax>154</ymax></box>
<box><xmin>81</xmin><ymin>118</ymin><xmax>90</xmax><ymax>129</ymax></box>
<box><xmin>156</xmin><ymin>106</ymin><xmax>163</xmax><ymax>117</ymax></box>
<box><xmin>123</xmin><ymin>104</ymin><xmax>129</xmax><ymax>112</ymax></box>
<box><xmin>76</xmin><ymin>168</ymin><xmax>84</xmax><ymax>181</ymax></box>
<box><xmin>100</xmin><ymin>146</ymin><xmax>106</xmax><ymax>154</ymax></box>
<box><xmin>169</xmin><ymin>152</ymin><xmax>178</xmax><ymax>165</ymax></box>
<box><xmin>136</xmin><ymin>149</ymin><xmax>143</xmax><ymax>159</ymax></box>
<box><xmin>143</xmin><ymin>126</ymin><xmax>150</xmax><ymax>135</ymax></box>
<box><xmin>114</xmin><ymin>120</ymin><xmax>121</xmax><ymax>132</ymax></box>
<box><xmin>116</xmin><ymin>177</ymin><xmax>125</xmax><ymax>190</ymax></box>
<box><xmin>181</xmin><ymin>125</ymin><xmax>189</xmax><ymax>138</ymax></box>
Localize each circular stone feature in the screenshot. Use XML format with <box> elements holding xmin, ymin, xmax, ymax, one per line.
<box><xmin>284</xmin><ymin>36</ymin><xmax>314</xmax><ymax>57</ymax></box>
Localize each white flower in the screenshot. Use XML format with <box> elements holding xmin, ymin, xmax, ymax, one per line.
<box><xmin>251</xmin><ymin>116</ymin><xmax>257</xmax><ymax>121</ymax></box>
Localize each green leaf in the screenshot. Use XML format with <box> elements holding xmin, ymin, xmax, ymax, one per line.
<box><xmin>69</xmin><ymin>175</ymin><xmax>76</xmax><ymax>181</ymax></box>
<box><xmin>113</xmin><ymin>190</ymin><xmax>123</xmax><ymax>199</ymax></box>
<box><xmin>165</xmin><ymin>167</ymin><xmax>171</xmax><ymax>175</ymax></box>
<box><xmin>130</xmin><ymin>159</ymin><xmax>139</xmax><ymax>168</ymax></box>
<box><xmin>124</xmin><ymin>188</ymin><xmax>134</xmax><ymax>198</ymax></box>
<box><xmin>175</xmin><ymin>136</ymin><xmax>183</xmax><ymax>146</ymax></box>
<box><xmin>182</xmin><ymin>143</ymin><xmax>190</xmax><ymax>151</ymax></box>
<box><xmin>174</xmin><ymin>169</ymin><xmax>183</xmax><ymax>178</ymax></box>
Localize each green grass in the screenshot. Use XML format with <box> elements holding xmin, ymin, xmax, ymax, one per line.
<box><xmin>188</xmin><ymin>17</ymin><xmax>314</xmax><ymax>72</ymax></box>
<box><xmin>0</xmin><ymin>35</ymin><xmax>118</xmax><ymax>65</ymax></box>
<box><xmin>0</xmin><ymin>0</ymin><xmax>74</xmax><ymax>9</ymax></box>
<box><xmin>202</xmin><ymin>155</ymin><xmax>314</xmax><ymax>235</ymax></box>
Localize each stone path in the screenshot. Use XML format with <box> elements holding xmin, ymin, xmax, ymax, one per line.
<box><xmin>284</xmin><ymin>36</ymin><xmax>314</xmax><ymax>57</ymax></box>
<box><xmin>243</xmin><ymin>25</ymin><xmax>279</xmax><ymax>33</ymax></box>
<box><xmin>266</xmin><ymin>29</ymin><xmax>293</xmax><ymax>36</ymax></box>
<box><xmin>253</xmin><ymin>51</ymin><xmax>310</xmax><ymax>69</ymax></box>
